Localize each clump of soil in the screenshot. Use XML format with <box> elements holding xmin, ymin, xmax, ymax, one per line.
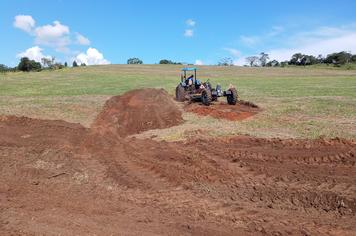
<box><xmin>92</xmin><ymin>88</ymin><xmax>183</xmax><ymax>136</ymax></box>
<box><xmin>185</xmin><ymin>101</ymin><xmax>261</xmax><ymax>121</ymax></box>
<box><xmin>238</xmin><ymin>100</ymin><xmax>259</xmax><ymax>108</ymax></box>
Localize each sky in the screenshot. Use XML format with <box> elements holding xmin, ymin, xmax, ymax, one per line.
<box><xmin>1</xmin><ymin>0</ymin><xmax>356</xmax><ymax>66</ymax></box>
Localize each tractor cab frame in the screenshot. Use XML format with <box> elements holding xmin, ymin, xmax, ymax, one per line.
<box><xmin>181</xmin><ymin>67</ymin><xmax>197</xmax><ymax>84</ymax></box>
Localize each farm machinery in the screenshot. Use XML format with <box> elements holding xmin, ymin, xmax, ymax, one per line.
<box><xmin>175</xmin><ymin>67</ymin><xmax>238</xmax><ymax>106</ymax></box>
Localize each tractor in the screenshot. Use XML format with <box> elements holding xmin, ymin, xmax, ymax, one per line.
<box><xmin>175</xmin><ymin>67</ymin><xmax>238</xmax><ymax>106</ymax></box>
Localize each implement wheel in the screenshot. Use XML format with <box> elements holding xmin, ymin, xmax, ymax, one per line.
<box><xmin>227</xmin><ymin>88</ymin><xmax>238</xmax><ymax>105</ymax></box>
<box><xmin>201</xmin><ymin>89</ymin><xmax>212</xmax><ymax>106</ymax></box>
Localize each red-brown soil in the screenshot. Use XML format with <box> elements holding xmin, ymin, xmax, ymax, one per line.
<box><xmin>185</xmin><ymin>101</ymin><xmax>261</xmax><ymax>121</ymax></box>
<box><xmin>92</xmin><ymin>88</ymin><xmax>183</xmax><ymax>136</ymax></box>
<box><xmin>1</xmin><ymin>89</ymin><xmax>355</xmax><ymax>236</ymax></box>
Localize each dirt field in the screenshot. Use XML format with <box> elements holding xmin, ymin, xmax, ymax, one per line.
<box><xmin>1</xmin><ymin>89</ymin><xmax>355</xmax><ymax>235</ymax></box>
<box><xmin>185</xmin><ymin>100</ymin><xmax>260</xmax><ymax>121</ymax></box>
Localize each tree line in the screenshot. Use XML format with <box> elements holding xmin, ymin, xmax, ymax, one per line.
<box><xmin>128</xmin><ymin>51</ymin><xmax>356</xmax><ymax>67</ymax></box>
<box><xmin>240</xmin><ymin>51</ymin><xmax>356</xmax><ymax>67</ymax></box>
<box><xmin>127</xmin><ymin>57</ymin><xmax>182</xmax><ymax>65</ymax></box>
<box><xmin>2</xmin><ymin>51</ymin><xmax>356</xmax><ymax>73</ymax></box>
<box><xmin>0</xmin><ymin>57</ymin><xmax>87</xmax><ymax>73</ymax></box>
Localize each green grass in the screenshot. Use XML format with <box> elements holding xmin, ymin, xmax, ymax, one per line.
<box><xmin>1</xmin><ymin>64</ymin><xmax>356</xmax><ymax>139</ymax></box>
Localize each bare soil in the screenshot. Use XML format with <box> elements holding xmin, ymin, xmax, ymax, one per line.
<box><xmin>92</xmin><ymin>88</ymin><xmax>183</xmax><ymax>136</ymax></box>
<box><xmin>185</xmin><ymin>100</ymin><xmax>261</xmax><ymax>121</ymax></box>
<box><xmin>1</xmin><ymin>89</ymin><xmax>355</xmax><ymax>236</ymax></box>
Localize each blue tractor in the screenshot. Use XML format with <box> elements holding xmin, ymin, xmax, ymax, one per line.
<box><xmin>175</xmin><ymin>67</ymin><xmax>238</xmax><ymax>106</ymax></box>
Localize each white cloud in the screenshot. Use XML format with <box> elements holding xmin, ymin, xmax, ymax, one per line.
<box><xmin>184</xmin><ymin>29</ymin><xmax>194</xmax><ymax>37</ymax></box>
<box><xmin>17</xmin><ymin>46</ymin><xmax>51</xmax><ymax>63</ymax></box>
<box><xmin>195</xmin><ymin>59</ymin><xmax>204</xmax><ymax>65</ymax></box>
<box><xmin>75</xmin><ymin>47</ymin><xmax>110</xmax><ymax>65</ymax></box>
<box><xmin>239</xmin><ymin>35</ymin><xmax>260</xmax><ymax>47</ymax></box>
<box><xmin>267</xmin><ymin>26</ymin><xmax>356</xmax><ymax>61</ymax></box>
<box><xmin>13</xmin><ymin>15</ymin><xmax>107</xmax><ymax>64</ymax></box>
<box><xmin>35</xmin><ymin>21</ymin><xmax>69</xmax><ymax>39</ymax></box>
<box><xmin>186</xmin><ymin>19</ymin><xmax>196</xmax><ymax>27</ymax></box>
<box><xmin>227</xmin><ymin>24</ymin><xmax>356</xmax><ymax>64</ymax></box>
<box><xmin>13</xmin><ymin>15</ymin><xmax>35</xmax><ymax>33</ymax></box>
<box><xmin>224</xmin><ymin>48</ymin><xmax>241</xmax><ymax>57</ymax></box>
<box><xmin>235</xmin><ymin>26</ymin><xmax>283</xmax><ymax>49</ymax></box>
<box><xmin>221</xmin><ymin>48</ymin><xmax>245</xmax><ymax>66</ymax></box>
<box><xmin>267</xmin><ymin>26</ymin><xmax>284</xmax><ymax>37</ymax></box>
<box><xmin>233</xmin><ymin>57</ymin><xmax>247</xmax><ymax>66</ymax></box>
<box><xmin>184</xmin><ymin>19</ymin><xmax>196</xmax><ymax>37</ymax></box>
<box><xmin>76</xmin><ymin>33</ymin><xmax>90</xmax><ymax>45</ymax></box>
<box><xmin>298</xmin><ymin>26</ymin><xmax>353</xmax><ymax>39</ymax></box>
<box><xmin>34</xmin><ymin>21</ymin><xmax>70</xmax><ymax>52</ymax></box>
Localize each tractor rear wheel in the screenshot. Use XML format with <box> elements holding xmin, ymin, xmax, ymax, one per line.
<box><xmin>227</xmin><ymin>88</ymin><xmax>238</xmax><ymax>105</ymax></box>
<box><xmin>176</xmin><ymin>84</ymin><xmax>186</xmax><ymax>102</ymax></box>
<box><xmin>201</xmin><ymin>89</ymin><xmax>212</xmax><ymax>106</ymax></box>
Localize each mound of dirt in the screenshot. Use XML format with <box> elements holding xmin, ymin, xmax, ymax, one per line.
<box><xmin>92</xmin><ymin>88</ymin><xmax>183</xmax><ymax>136</ymax></box>
<box><xmin>0</xmin><ymin>115</ymin><xmax>88</xmax><ymax>149</ymax></box>
<box><xmin>185</xmin><ymin>101</ymin><xmax>261</xmax><ymax>121</ymax></box>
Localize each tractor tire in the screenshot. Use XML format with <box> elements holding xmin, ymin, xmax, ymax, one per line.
<box><xmin>227</xmin><ymin>88</ymin><xmax>238</xmax><ymax>105</ymax></box>
<box><xmin>201</xmin><ymin>89</ymin><xmax>212</xmax><ymax>106</ymax></box>
<box><xmin>176</xmin><ymin>84</ymin><xmax>186</xmax><ymax>102</ymax></box>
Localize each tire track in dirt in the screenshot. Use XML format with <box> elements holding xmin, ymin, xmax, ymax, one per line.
<box><xmin>174</xmin><ymin>137</ymin><xmax>356</xmax><ymax>234</ymax></box>
<box><xmin>187</xmin><ymin>138</ymin><xmax>356</xmax><ymax>220</ymax></box>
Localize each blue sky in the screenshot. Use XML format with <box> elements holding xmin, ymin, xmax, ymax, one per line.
<box><xmin>1</xmin><ymin>0</ymin><xmax>356</xmax><ymax>66</ymax></box>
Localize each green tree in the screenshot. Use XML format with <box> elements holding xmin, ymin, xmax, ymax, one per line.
<box><xmin>0</xmin><ymin>64</ymin><xmax>9</xmax><ymax>72</ymax></box>
<box><xmin>17</xmin><ymin>57</ymin><xmax>42</xmax><ymax>72</ymax></box>
<box><xmin>41</xmin><ymin>57</ymin><xmax>52</xmax><ymax>68</ymax></box>
<box><xmin>64</xmin><ymin>62</ymin><xmax>68</xmax><ymax>67</ymax></box>
<box><xmin>325</xmin><ymin>51</ymin><xmax>352</xmax><ymax>66</ymax></box>
<box><xmin>158</xmin><ymin>59</ymin><xmax>182</xmax><ymax>64</ymax></box>
<box><xmin>289</xmin><ymin>53</ymin><xmax>303</xmax><ymax>65</ymax></box>
<box><xmin>246</xmin><ymin>56</ymin><xmax>260</xmax><ymax>67</ymax></box>
<box><xmin>159</xmin><ymin>59</ymin><xmax>173</xmax><ymax>64</ymax></box>
<box><xmin>289</xmin><ymin>53</ymin><xmax>319</xmax><ymax>66</ymax></box>
<box><xmin>272</xmin><ymin>60</ymin><xmax>280</xmax><ymax>67</ymax></box>
<box><xmin>317</xmin><ymin>54</ymin><xmax>324</xmax><ymax>63</ymax></box>
<box><xmin>300</xmin><ymin>55</ymin><xmax>318</xmax><ymax>66</ymax></box>
<box><xmin>280</xmin><ymin>61</ymin><xmax>289</xmax><ymax>67</ymax></box>
<box><xmin>218</xmin><ymin>57</ymin><xmax>233</xmax><ymax>66</ymax></box>
<box><xmin>266</xmin><ymin>60</ymin><xmax>279</xmax><ymax>67</ymax></box>
<box><xmin>18</xmin><ymin>57</ymin><xmax>31</xmax><ymax>71</ymax></box>
<box><xmin>127</xmin><ymin>57</ymin><xmax>143</xmax><ymax>64</ymax></box>
<box><xmin>31</xmin><ymin>61</ymin><xmax>41</xmax><ymax>71</ymax></box>
<box><xmin>259</xmin><ymin>52</ymin><xmax>269</xmax><ymax>67</ymax></box>
<box><xmin>72</xmin><ymin>60</ymin><xmax>78</xmax><ymax>67</ymax></box>
<box><xmin>81</xmin><ymin>63</ymin><xmax>87</xmax><ymax>66</ymax></box>
<box><xmin>52</xmin><ymin>63</ymin><xmax>64</xmax><ymax>70</ymax></box>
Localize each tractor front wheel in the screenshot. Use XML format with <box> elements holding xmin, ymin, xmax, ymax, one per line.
<box><xmin>176</xmin><ymin>85</ymin><xmax>186</xmax><ymax>102</ymax></box>
<box><xmin>201</xmin><ymin>89</ymin><xmax>212</xmax><ymax>106</ymax></box>
<box><xmin>227</xmin><ymin>88</ymin><xmax>238</xmax><ymax>105</ymax></box>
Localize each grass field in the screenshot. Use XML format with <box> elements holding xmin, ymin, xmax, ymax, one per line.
<box><xmin>1</xmin><ymin>65</ymin><xmax>356</xmax><ymax>139</ymax></box>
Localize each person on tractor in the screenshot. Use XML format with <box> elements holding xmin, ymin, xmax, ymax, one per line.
<box><xmin>185</xmin><ymin>74</ymin><xmax>194</xmax><ymax>86</ymax></box>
